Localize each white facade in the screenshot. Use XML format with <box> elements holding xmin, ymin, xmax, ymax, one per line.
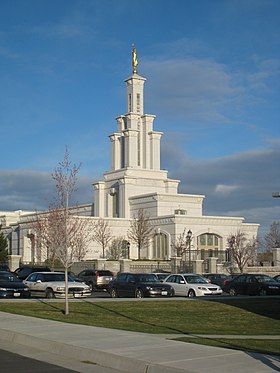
<box><xmin>1</xmin><ymin>56</ymin><xmax>259</xmax><ymax>267</ymax></box>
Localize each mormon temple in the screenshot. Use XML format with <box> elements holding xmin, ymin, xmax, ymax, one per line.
<box><xmin>1</xmin><ymin>49</ymin><xmax>259</xmax><ymax>271</ymax></box>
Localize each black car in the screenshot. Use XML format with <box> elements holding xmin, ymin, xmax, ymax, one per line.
<box><xmin>224</xmin><ymin>274</ymin><xmax>280</xmax><ymax>296</ymax></box>
<box><xmin>202</xmin><ymin>273</ymin><xmax>229</xmax><ymax>290</ymax></box>
<box><xmin>0</xmin><ymin>264</ymin><xmax>10</xmax><ymax>271</ymax></box>
<box><xmin>14</xmin><ymin>265</ymin><xmax>51</xmax><ymax>280</ymax></box>
<box><xmin>0</xmin><ymin>271</ymin><xmax>30</xmax><ymax>298</ymax></box>
<box><xmin>77</xmin><ymin>269</ymin><xmax>114</xmax><ymax>291</ymax></box>
<box><xmin>107</xmin><ymin>272</ymin><xmax>174</xmax><ymax>298</ymax></box>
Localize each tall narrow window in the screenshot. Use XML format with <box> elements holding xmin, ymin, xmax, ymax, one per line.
<box><xmin>112</xmin><ymin>191</ymin><xmax>119</xmax><ymax>217</ymax></box>
<box><xmin>153</xmin><ymin>233</ymin><xmax>168</xmax><ymax>259</ymax></box>
<box><xmin>137</xmin><ymin>93</ymin><xmax>140</xmax><ymax>113</ymax></box>
<box><xmin>128</xmin><ymin>94</ymin><xmax>132</xmax><ymax>112</ymax></box>
<box><xmin>121</xmin><ymin>136</ymin><xmax>125</xmax><ymax>168</ymax></box>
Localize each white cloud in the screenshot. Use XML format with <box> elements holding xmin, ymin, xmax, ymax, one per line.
<box><xmin>215</xmin><ymin>184</ymin><xmax>240</xmax><ymax>195</ymax></box>
<box><xmin>163</xmin><ymin>142</ymin><xmax>280</xmax><ymax>235</ymax></box>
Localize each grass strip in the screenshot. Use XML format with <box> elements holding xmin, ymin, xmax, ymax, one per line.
<box><xmin>0</xmin><ymin>297</ymin><xmax>279</xmax><ymax>335</ymax></box>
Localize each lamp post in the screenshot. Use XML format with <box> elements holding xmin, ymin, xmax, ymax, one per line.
<box><xmin>126</xmin><ymin>241</ymin><xmax>130</xmax><ymax>259</ymax></box>
<box><xmin>186</xmin><ymin>229</ymin><xmax>193</xmax><ymax>272</ymax></box>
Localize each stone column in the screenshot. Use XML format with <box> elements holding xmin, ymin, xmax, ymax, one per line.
<box><xmin>95</xmin><ymin>259</ymin><xmax>106</xmax><ymax>270</ymax></box>
<box><xmin>119</xmin><ymin>259</ymin><xmax>132</xmax><ymax>273</ymax></box>
<box><xmin>272</xmin><ymin>248</ymin><xmax>280</xmax><ymax>266</ymax></box>
<box><xmin>208</xmin><ymin>257</ymin><xmax>218</xmax><ymax>273</ymax></box>
<box><xmin>8</xmin><ymin>255</ymin><xmax>21</xmax><ymax>271</ymax></box>
<box><xmin>170</xmin><ymin>257</ymin><xmax>182</xmax><ymax>274</ymax></box>
<box><xmin>192</xmin><ymin>260</ymin><xmax>204</xmax><ymax>274</ymax></box>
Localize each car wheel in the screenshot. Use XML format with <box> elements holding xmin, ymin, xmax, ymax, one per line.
<box><xmin>188</xmin><ymin>289</ymin><xmax>196</xmax><ymax>298</ymax></box>
<box><xmin>135</xmin><ymin>289</ymin><xmax>144</xmax><ymax>298</ymax></box>
<box><xmin>259</xmin><ymin>288</ymin><xmax>267</xmax><ymax>296</ymax></box>
<box><xmin>229</xmin><ymin>287</ymin><xmax>237</xmax><ymax>296</ymax></box>
<box><xmin>111</xmin><ymin>288</ymin><xmax>118</xmax><ymax>298</ymax></box>
<box><xmin>46</xmin><ymin>288</ymin><xmax>55</xmax><ymax>299</ymax></box>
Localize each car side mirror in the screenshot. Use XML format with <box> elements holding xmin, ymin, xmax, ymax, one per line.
<box><xmin>180</xmin><ymin>280</ymin><xmax>185</xmax><ymax>284</ymax></box>
<box><xmin>36</xmin><ymin>280</ymin><xmax>42</xmax><ymax>283</ymax></box>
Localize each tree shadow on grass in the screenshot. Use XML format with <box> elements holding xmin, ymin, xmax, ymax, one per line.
<box><xmin>81</xmin><ymin>299</ymin><xmax>189</xmax><ymax>336</ymax></box>
<box><xmin>205</xmin><ymin>296</ymin><xmax>280</xmax><ymax>320</ymax></box>
<box><xmin>36</xmin><ymin>298</ymin><xmax>65</xmax><ymax>314</ymax></box>
<box><xmin>81</xmin><ymin>300</ymin><xmax>280</xmax><ymax>371</ymax></box>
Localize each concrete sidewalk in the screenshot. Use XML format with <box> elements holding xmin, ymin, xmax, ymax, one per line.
<box><xmin>0</xmin><ymin>311</ymin><xmax>279</xmax><ymax>373</ymax></box>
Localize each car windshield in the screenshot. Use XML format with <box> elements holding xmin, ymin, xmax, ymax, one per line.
<box><xmin>135</xmin><ymin>274</ymin><xmax>158</xmax><ymax>282</ymax></box>
<box><xmin>40</xmin><ymin>274</ymin><xmax>75</xmax><ymax>282</ymax></box>
<box><xmin>0</xmin><ymin>273</ymin><xmax>20</xmax><ymax>282</ymax></box>
<box><xmin>184</xmin><ymin>275</ymin><xmax>208</xmax><ymax>284</ymax></box>
<box><xmin>255</xmin><ymin>275</ymin><xmax>277</xmax><ymax>283</ymax></box>
<box><xmin>98</xmin><ymin>271</ymin><xmax>113</xmax><ymax>276</ymax></box>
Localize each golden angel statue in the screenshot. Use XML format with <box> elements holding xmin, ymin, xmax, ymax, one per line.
<box><xmin>132</xmin><ymin>46</ymin><xmax>138</xmax><ymax>74</ymax></box>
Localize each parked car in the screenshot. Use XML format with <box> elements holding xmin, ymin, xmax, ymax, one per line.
<box><xmin>0</xmin><ymin>271</ymin><xmax>30</xmax><ymax>298</ymax></box>
<box><xmin>0</xmin><ymin>264</ymin><xmax>10</xmax><ymax>272</ymax></box>
<box><xmin>224</xmin><ymin>274</ymin><xmax>280</xmax><ymax>296</ymax></box>
<box><xmin>163</xmin><ymin>273</ymin><xmax>223</xmax><ymax>297</ymax></box>
<box><xmin>273</xmin><ymin>274</ymin><xmax>280</xmax><ymax>283</ymax></box>
<box><xmin>107</xmin><ymin>272</ymin><xmax>174</xmax><ymax>298</ymax></box>
<box><xmin>77</xmin><ymin>269</ymin><xmax>114</xmax><ymax>291</ymax></box>
<box><xmin>14</xmin><ymin>265</ymin><xmax>51</xmax><ymax>280</ymax></box>
<box><xmin>202</xmin><ymin>273</ymin><xmax>229</xmax><ymax>290</ymax></box>
<box><xmin>23</xmin><ymin>271</ymin><xmax>91</xmax><ymax>298</ymax></box>
<box><xmin>67</xmin><ymin>271</ymin><xmax>83</xmax><ymax>282</ymax></box>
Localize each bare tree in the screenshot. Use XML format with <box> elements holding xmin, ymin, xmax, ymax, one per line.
<box><xmin>32</xmin><ymin>208</ymin><xmax>64</xmax><ymax>269</ymax></box>
<box><xmin>94</xmin><ymin>219</ymin><xmax>113</xmax><ymax>258</ymax></box>
<box><xmin>0</xmin><ymin>224</ymin><xmax>8</xmax><ymax>264</ymax></box>
<box><xmin>107</xmin><ymin>236</ymin><xmax>126</xmax><ymax>260</ymax></box>
<box><xmin>128</xmin><ymin>209</ymin><xmax>154</xmax><ymax>259</ymax></box>
<box><xmin>227</xmin><ymin>231</ymin><xmax>257</xmax><ymax>273</ymax></box>
<box><xmin>32</xmin><ymin>147</ymin><xmax>94</xmax><ymax>315</ymax></box>
<box><xmin>171</xmin><ymin>228</ymin><xmax>188</xmax><ymax>257</ymax></box>
<box><xmin>263</xmin><ymin>221</ymin><xmax>280</xmax><ymax>251</ymax></box>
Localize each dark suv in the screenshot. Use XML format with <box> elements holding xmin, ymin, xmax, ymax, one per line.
<box><xmin>77</xmin><ymin>269</ymin><xmax>114</xmax><ymax>291</ymax></box>
<box><xmin>14</xmin><ymin>265</ymin><xmax>51</xmax><ymax>280</ymax></box>
<box><xmin>202</xmin><ymin>273</ymin><xmax>229</xmax><ymax>290</ymax></box>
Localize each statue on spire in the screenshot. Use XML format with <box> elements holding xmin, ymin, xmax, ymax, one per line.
<box><xmin>132</xmin><ymin>45</ymin><xmax>138</xmax><ymax>74</ymax></box>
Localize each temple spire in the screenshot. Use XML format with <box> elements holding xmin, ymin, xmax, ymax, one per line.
<box><xmin>132</xmin><ymin>45</ymin><xmax>138</xmax><ymax>74</ymax></box>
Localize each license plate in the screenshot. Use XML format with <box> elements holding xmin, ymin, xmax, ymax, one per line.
<box><xmin>13</xmin><ymin>293</ymin><xmax>20</xmax><ymax>297</ymax></box>
<box><xmin>74</xmin><ymin>293</ymin><xmax>82</xmax><ymax>298</ymax></box>
<box><xmin>161</xmin><ymin>291</ymin><xmax>168</xmax><ymax>296</ymax></box>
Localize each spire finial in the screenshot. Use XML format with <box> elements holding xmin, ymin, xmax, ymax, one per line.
<box><xmin>132</xmin><ymin>44</ymin><xmax>138</xmax><ymax>74</ymax></box>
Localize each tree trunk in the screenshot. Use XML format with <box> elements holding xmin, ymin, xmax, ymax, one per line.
<box><xmin>64</xmin><ymin>267</ymin><xmax>69</xmax><ymax>315</ymax></box>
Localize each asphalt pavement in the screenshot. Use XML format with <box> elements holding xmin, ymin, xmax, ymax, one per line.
<box><xmin>0</xmin><ymin>310</ymin><xmax>279</xmax><ymax>373</ymax></box>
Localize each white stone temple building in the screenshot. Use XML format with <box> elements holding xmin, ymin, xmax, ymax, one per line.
<box><xmin>1</xmin><ymin>50</ymin><xmax>259</xmax><ymax>271</ymax></box>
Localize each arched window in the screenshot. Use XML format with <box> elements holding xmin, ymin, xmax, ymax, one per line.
<box><xmin>153</xmin><ymin>233</ymin><xmax>168</xmax><ymax>259</ymax></box>
<box><xmin>197</xmin><ymin>233</ymin><xmax>222</xmax><ymax>259</ymax></box>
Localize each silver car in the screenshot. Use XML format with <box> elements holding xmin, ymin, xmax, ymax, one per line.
<box><xmin>164</xmin><ymin>273</ymin><xmax>223</xmax><ymax>297</ymax></box>
<box><xmin>24</xmin><ymin>271</ymin><xmax>91</xmax><ymax>299</ymax></box>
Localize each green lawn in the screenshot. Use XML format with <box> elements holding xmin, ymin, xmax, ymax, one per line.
<box><xmin>0</xmin><ymin>297</ymin><xmax>279</xmax><ymax>355</ymax></box>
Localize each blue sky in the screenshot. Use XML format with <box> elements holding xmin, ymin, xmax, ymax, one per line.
<box><xmin>0</xmin><ymin>0</ymin><xmax>279</xmax><ymax>237</ymax></box>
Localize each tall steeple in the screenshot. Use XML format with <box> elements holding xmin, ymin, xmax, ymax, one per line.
<box><xmin>110</xmin><ymin>47</ymin><xmax>161</xmax><ymax>171</ymax></box>
<box><xmin>93</xmin><ymin>48</ymin><xmax>180</xmax><ymax>219</ymax></box>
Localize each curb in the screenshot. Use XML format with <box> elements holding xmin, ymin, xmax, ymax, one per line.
<box><xmin>0</xmin><ymin>328</ymin><xmax>194</xmax><ymax>373</ymax></box>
